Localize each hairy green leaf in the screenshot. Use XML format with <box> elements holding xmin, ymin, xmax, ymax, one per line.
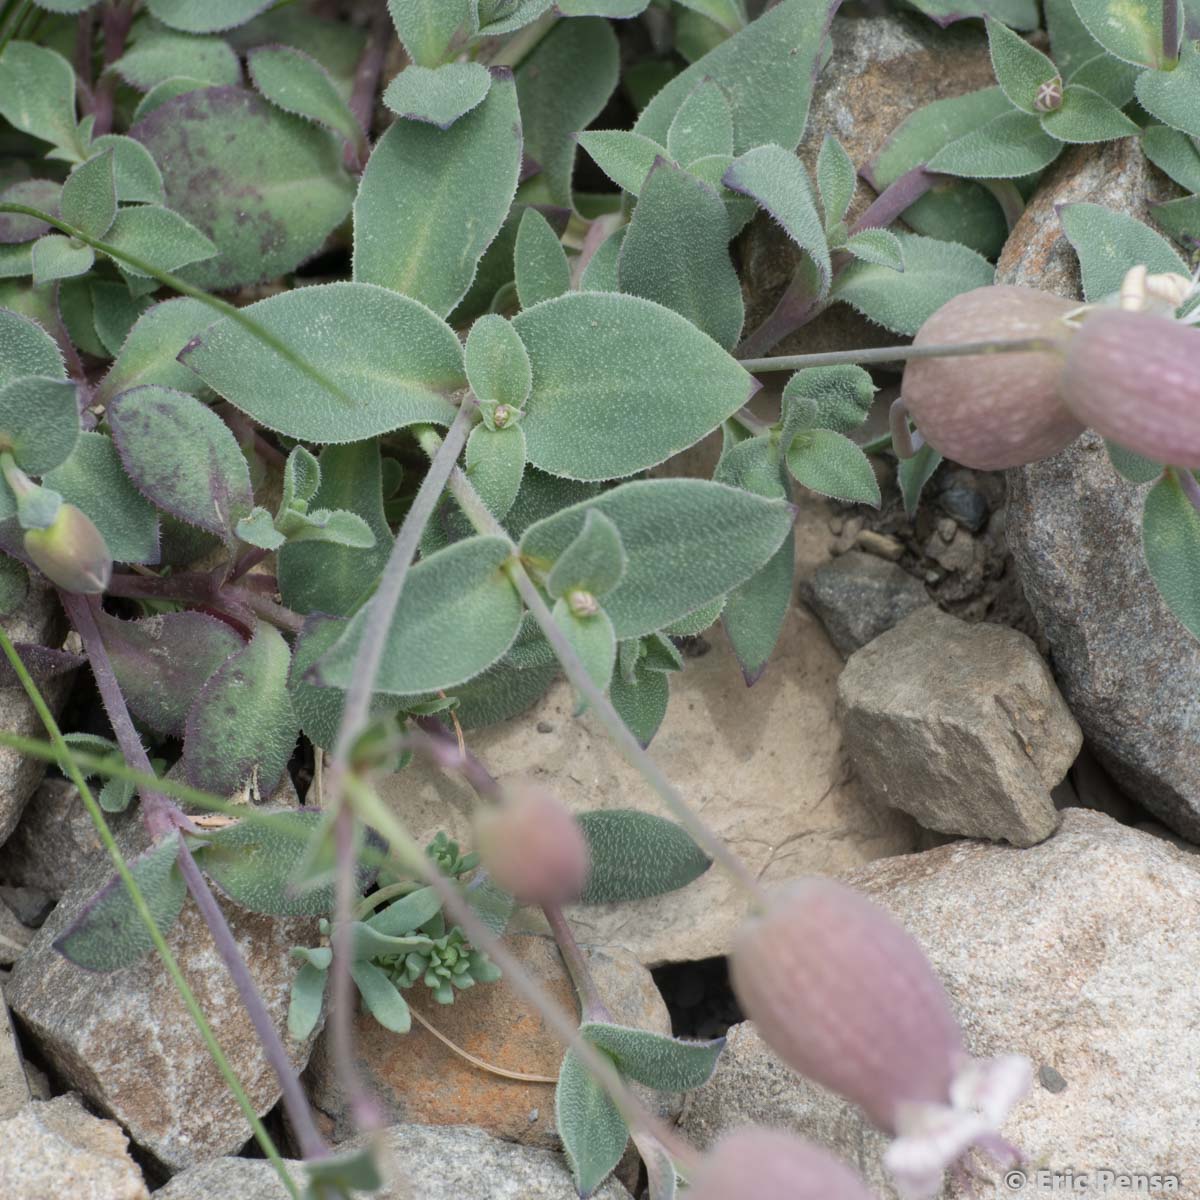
<box><xmin>666</xmin><ymin>79</ymin><xmax>734</xmax><ymax>165</ymax></box>
<box><xmin>103</xmin><ymin>204</ymin><xmax>219</xmax><ymax>277</ymax></box>
<box><xmin>352</xmin><ymin>960</ymin><xmax>412</xmax><ymax>1033</ymax></box>
<box><xmin>367</xmin><ymin>885</ymin><xmax>443</xmax><ymax>935</ymax></box>
<box><xmin>556</xmin><ymin>1049</ymin><xmax>628</xmax><ymax>1198</ymax></box>
<box><xmin>831</xmin><ymin>232</ymin><xmax>994</xmax><ymax>336</ymax></box>
<box><xmin>576</xmin><ymin>809</ymin><xmax>710</xmax><ymax>903</ymax></box>
<box><xmin>97</xmin><ymin>298</ymin><xmax>215</xmax><ymax>403</ymax></box>
<box><xmin>197</xmin><ymin>810</ymin><xmax>335</xmax><ymax>915</ymax></box>
<box><xmin>787</xmin><ymin>429</ymin><xmax>881</xmax><ymax>506</ymax></box>
<box><xmin>387</xmin><ymin>0</ymin><xmax>472</xmax><ymax>67</ymax></box>
<box><xmin>181</xmin><ymin>282</ymin><xmax>463</xmax><ymax>442</ymax></box>
<box><xmin>608</xmin><ymin>655</ymin><xmax>669</xmax><ymax>746</ymax></box>
<box><xmin>515</xmin><ymin>208</ymin><xmax>571</xmax><ymax>310</ymax></box>
<box><xmin>1143</xmin><ymin>124</ymin><xmax>1200</xmax><ymax>191</ymax></box>
<box><xmin>554</xmin><ymin>598</ymin><xmax>616</xmax><ymax>698</ymax></box>
<box><xmin>0</xmin><ymin>307</ymin><xmax>65</xmax><ymax>386</ymax></box>
<box><xmin>317</xmin><ymin>535</ymin><xmax>523</xmax><ymax>695</ymax></box>
<box><xmin>513</xmin><ymin>292</ymin><xmax>755</xmax><ymax>481</ymax></box>
<box><xmin>1144</xmin><ymin>471</ymin><xmax>1200</xmax><ymax>639</ymax></box>
<box><xmin>466</xmin><ymin>424</ymin><xmax>526</xmax><ymax>521</ymax></box>
<box><xmin>1039</xmin><ymin>83</ymin><xmax>1140</xmax><ymax>142</ymax></box>
<box><xmin>618</xmin><ymin>160</ymin><xmax>743</xmax><ymax>351</ymax></box>
<box><xmin>1059</xmin><ymin>202</ymin><xmax>1188</xmax><ymax>302</ymax></box>
<box><xmin>247</xmin><ymin>44</ymin><xmax>364</xmax><ymax>152</ymax></box>
<box><xmin>1068</xmin><ymin>51</ymin><xmax>1141</xmax><ymax>106</ymax></box>
<box><xmin>113</xmin><ymin>31</ymin><xmax>241</xmax><ymax>90</ymax></box>
<box><xmin>183</xmin><ymin>622</ymin><xmax>299</xmax><ymax>796</ymax></box>
<box><xmin>0</xmin><ymin>375</ymin><xmax>78</xmax><ymax>473</ymax></box>
<box><xmin>1107</xmin><ymin>440</ymin><xmax>1163</xmax><ymax>483</ymax></box>
<box><xmin>634</xmin><ymin>0</ymin><xmax>837</xmax><ymax>154</ymax></box>
<box><xmin>1136</xmin><ymin>41</ymin><xmax>1200</xmax><ymax>137</ymax></box>
<box><xmin>576</xmin><ymin>130</ymin><xmax>669</xmax><ymax>197</ymax></box>
<box><xmin>899</xmin><ymin>442</ymin><xmax>943</xmax><ymax>517</ymax></box>
<box><xmin>146</xmin><ymin>0</ymin><xmax>274</xmax><ymax>33</ymax></box>
<box><xmin>353</xmin><ymin>70</ymin><xmax>521</xmax><ymax>318</ymax></box>
<box><xmin>130</xmin><ymin>87</ymin><xmax>353</xmax><ymax>290</ymax></box>
<box><xmin>98</xmin><ymin>608</ymin><xmax>241</xmax><ymax>735</ymax></box>
<box><xmin>0</xmin><ymin>42</ymin><xmax>81</xmax><ymax>157</ymax></box>
<box><xmin>108</xmin><ymin>385</ymin><xmax>253</xmax><ymax>542</ymax></box>
<box><xmin>515</xmin><ymin>17</ymin><xmax>619</xmax><ymax>207</ymax></box>
<box><xmin>43</xmin><ymin>432</ymin><xmax>159</xmax><ymax>564</ymax></box>
<box><xmin>928</xmin><ymin>109</ymin><xmax>1062</xmax><ymax>177</ymax></box>
<box><xmin>581</xmin><ymin>1022</ymin><xmax>724</xmax><ymax>1090</ymax></box>
<box><xmin>987</xmin><ymin>15</ymin><xmax>1059</xmax><ymax>113</ymax></box>
<box><xmin>60</xmin><ymin>150</ymin><xmax>117</xmax><ymax>240</ymax></box>
<box><xmin>279</xmin><ymin>441</ymin><xmax>394</xmax><ymax>617</ymax></box>
<box><xmin>1152</xmin><ymin>193</ymin><xmax>1200</xmax><ymax>244</ymax></box>
<box><xmin>843</xmin><ymin>227</ymin><xmax>906</xmax><ymax>272</ymax></box>
<box><xmin>1068</xmin><ymin>0</ymin><xmax>1163</xmax><ymax>66</ymax></box>
<box><xmin>816</xmin><ymin>133</ymin><xmax>855</xmax><ymax>231</ymax></box>
<box><xmin>383</xmin><ymin>62</ymin><xmax>492</xmax><ymax>128</ymax></box>
<box><xmin>31</xmin><ymin>235</ymin><xmax>94</xmax><ymax>285</ymax></box>
<box><xmin>54</xmin><ymin>834</ymin><xmax>186</xmax><ymax>971</ymax></box>
<box><xmin>288</xmin><ymin>961</ymin><xmax>328</xmax><ymax>1041</ymax></box>
<box><xmin>906</xmin><ymin>0</ymin><xmax>1036</xmax><ymax>25</ymax></box>
<box><xmin>547</xmin><ymin>509</ymin><xmax>627</xmax><ymax>600</ymax></box>
<box><xmin>465</xmin><ymin>316</ymin><xmax>533</xmax><ymax>415</ymax></box>
<box><xmin>521</xmin><ymin>478</ymin><xmax>794</xmax><ymax>638</ymax></box>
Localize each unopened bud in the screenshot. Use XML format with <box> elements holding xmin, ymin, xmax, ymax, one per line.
<box><xmin>731</xmin><ymin>878</ymin><xmax>1029</xmax><ymax>1198</ymax></box>
<box><xmin>1061</xmin><ymin>309</ymin><xmax>1200</xmax><ymax>467</ymax></box>
<box><xmin>23</xmin><ymin>503</ymin><xmax>112</xmax><ymax>594</ymax></box>
<box><xmin>902</xmin><ymin>285</ymin><xmax>1080</xmax><ymax>469</ymax></box>
<box><xmin>687</xmin><ymin>1129</ymin><xmax>875</xmax><ymax>1200</ymax></box>
<box><xmin>566</xmin><ymin>588</ymin><xmax>599</xmax><ymax>618</ymax></box>
<box><xmin>1034</xmin><ymin>76</ymin><xmax>1063</xmax><ymax>112</ymax></box>
<box><xmin>475</xmin><ymin>785</ymin><xmax>589</xmax><ymax>906</ymax></box>
<box><xmin>492</xmin><ymin>404</ymin><xmax>512</xmax><ymax>428</ymax></box>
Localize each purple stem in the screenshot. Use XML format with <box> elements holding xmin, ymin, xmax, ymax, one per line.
<box><xmin>1164</xmin><ymin>0</ymin><xmax>1181</xmax><ymax>62</ymax></box>
<box><xmin>889</xmin><ymin>397</ymin><xmax>925</xmax><ymax>460</ymax></box>
<box><xmin>92</xmin><ymin>2</ymin><xmax>132</xmax><ymax>138</ymax></box>
<box><xmin>106</xmin><ymin>572</ymin><xmax>304</xmax><ymax>635</ymax></box>
<box><xmin>1174</xmin><ymin>466</ymin><xmax>1200</xmax><ymax>515</ymax></box>
<box><xmin>544</xmin><ymin>903</ymin><xmax>610</xmax><ymax>1024</ymax></box>
<box><xmin>61</xmin><ymin>594</ymin><xmax>330</xmax><ymax>1161</ymax></box>
<box><xmin>61</xmin><ymin>593</ymin><xmax>176</xmax><ymax>839</ymax></box>
<box><xmin>228</xmin><ymin>546</ymin><xmax>270</xmax><ymax>585</ymax></box>
<box><xmin>345</xmin><ymin>11</ymin><xmax>389</xmax><ymax>170</ymax></box>
<box><xmin>849</xmin><ymin>164</ymin><xmax>939</xmax><ymax>236</ymax></box>
<box><xmin>978</xmin><ymin>179</ymin><xmax>1025</xmax><ymax>232</ymax></box>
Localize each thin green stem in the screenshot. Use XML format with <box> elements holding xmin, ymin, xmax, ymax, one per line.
<box><xmin>417</xmin><ymin>434</ymin><xmax>768</xmax><ymax>905</ymax></box>
<box><xmin>738</xmin><ymin>335</ymin><xmax>1058</xmax><ymax>375</ymax></box>
<box><xmin>0</xmin><ymin>629</ymin><xmax>301</xmax><ymax>1200</ymax></box>
<box><xmin>0</xmin><ymin>202</ymin><xmax>356</xmax><ymax>409</ymax></box>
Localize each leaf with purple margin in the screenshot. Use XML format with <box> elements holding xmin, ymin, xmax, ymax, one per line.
<box><xmin>0</xmin><ymin>642</ymin><xmax>84</xmax><ymax>688</ymax></box>
<box><xmin>97</xmin><ymin>608</ymin><xmax>241</xmax><ymax>736</ymax></box>
<box><xmin>354</xmin><ymin>70</ymin><xmax>523</xmax><ymax>318</ymax></box>
<box><xmin>130</xmin><ymin>87</ymin><xmax>353</xmax><ymax>290</ymax></box>
<box><xmin>183</xmin><ymin>622</ymin><xmax>299</xmax><ymax>797</ymax></box>
<box><xmin>108</xmin><ymin>385</ymin><xmax>253</xmax><ymax>543</ymax></box>
<box><xmin>382</xmin><ymin>62</ymin><xmax>492</xmax><ymax>129</ymax></box>
<box><xmin>54</xmin><ymin>833</ymin><xmax>186</xmax><ymax>971</ymax></box>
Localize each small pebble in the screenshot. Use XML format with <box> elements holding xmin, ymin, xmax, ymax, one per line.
<box><xmin>855</xmin><ymin>529</ymin><xmax>904</xmax><ymax>561</ymax></box>
<box><xmin>1039</xmin><ymin>1064</ymin><xmax>1068</xmax><ymax>1093</ymax></box>
<box><xmin>536</xmin><ymin>721</ymin><xmax>554</xmax><ymax>734</ymax></box>
<box><xmin>939</xmin><ymin>482</ymin><xmax>989</xmax><ymax>532</ymax></box>
<box><xmin>936</xmin><ymin>517</ymin><xmax>958</xmax><ymax>543</ymax></box>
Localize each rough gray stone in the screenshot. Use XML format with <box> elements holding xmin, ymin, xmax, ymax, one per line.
<box><xmin>0</xmin><ymin>581</ymin><xmax>69</xmax><ymax>849</ymax></box>
<box><xmin>0</xmin><ymin>995</ymin><xmax>29</xmax><ymax>1119</ymax></box>
<box><xmin>803</xmin><ymin>552</ymin><xmax>928</xmax><ymax>656</ymax></box>
<box><xmin>0</xmin><ymin>894</ymin><xmax>32</xmax><ymax>965</ymax></box>
<box><xmin>0</xmin><ymin>777</ymin><xmax>115</xmax><ymax>900</ymax></box>
<box><xmin>0</xmin><ymin>1095</ymin><xmax>148</xmax><ymax>1199</ymax></box>
<box><xmin>681</xmin><ymin>810</ymin><xmax>1200</xmax><ymax>1198</ymax></box>
<box><xmin>6</xmin><ymin>854</ymin><xmax>319</xmax><ymax>1172</ymax></box>
<box><xmin>998</xmin><ymin>140</ymin><xmax>1200</xmax><ymax>841</ymax></box>
<box><xmin>155</xmin><ymin>1123</ymin><xmax>632</xmax><ymax>1199</ymax></box>
<box><xmin>838</xmin><ymin>607</ymin><xmax>1080</xmax><ymax>845</ymax></box>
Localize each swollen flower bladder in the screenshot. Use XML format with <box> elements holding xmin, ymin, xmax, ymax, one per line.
<box><xmin>730</xmin><ymin>877</ymin><xmax>1031</xmax><ymax>1199</ymax></box>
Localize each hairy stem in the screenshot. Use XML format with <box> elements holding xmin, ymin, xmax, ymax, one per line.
<box><xmin>0</xmin><ymin>630</ymin><xmax>302</xmax><ymax>1200</ymax></box>
<box><xmin>105</xmin><ymin>571</ymin><xmax>305</xmax><ymax>634</ymax></box>
<box><xmin>739</xmin><ymin>335</ymin><xmax>1057</xmax><ymax>374</ymax></box>
<box><xmin>735</xmin><ymin>271</ymin><xmax>821</xmax><ymax>359</ymax></box>
<box><xmin>92</xmin><ymin>1</ymin><xmax>133</xmax><ymax>137</ymax></box>
<box><xmin>60</xmin><ymin>594</ymin><xmax>329</xmax><ymax>1162</ymax></box>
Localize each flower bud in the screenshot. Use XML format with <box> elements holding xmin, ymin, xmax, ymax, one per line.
<box><xmin>23</xmin><ymin>503</ymin><xmax>112</xmax><ymax>594</ymax></box>
<box><xmin>902</xmin><ymin>285</ymin><xmax>1081</xmax><ymax>469</ymax></box>
<box><xmin>686</xmin><ymin>1129</ymin><xmax>876</xmax><ymax>1200</ymax></box>
<box><xmin>1060</xmin><ymin>309</ymin><xmax>1200</xmax><ymax>467</ymax></box>
<box><xmin>731</xmin><ymin>877</ymin><xmax>1029</xmax><ymax>1199</ymax></box>
<box><xmin>475</xmin><ymin>785</ymin><xmax>589</xmax><ymax>906</ymax></box>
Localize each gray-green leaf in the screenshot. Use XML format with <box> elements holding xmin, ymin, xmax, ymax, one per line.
<box><xmin>383</xmin><ymin>62</ymin><xmax>492</xmax><ymax>129</ymax></box>
<box><xmin>580</xmin><ymin>1022</ymin><xmax>724</xmax><ymax>1090</ymax></box>
<box><xmin>555</xmin><ymin>1049</ymin><xmax>628</xmax><ymax>1198</ymax></box>
<box><xmin>1059</xmin><ymin>202</ymin><xmax>1188</xmax><ymax>302</ymax></box>
<box><xmin>60</xmin><ymin>150</ymin><xmax>117</xmax><ymax>240</ymax></box>
<box><xmin>986</xmin><ymin>15</ymin><xmax>1059</xmax><ymax>113</ymax></box>
<box><xmin>666</xmin><ymin>79</ymin><xmax>734</xmax><ymax>165</ymax></box>
<box><xmin>786</xmin><ymin>428</ymin><xmax>881</xmax><ymax>506</ymax></box>
<box><xmin>546</xmin><ymin>509</ymin><xmax>627</xmax><ymax>600</ymax></box>
<box><xmin>0</xmin><ymin>376</ymin><xmax>79</xmax><ymax>473</ymax></box>
<box><xmin>1143</xmin><ymin>471</ymin><xmax>1200</xmax><ymax>640</ymax></box>
<box><xmin>247</xmin><ymin>44</ymin><xmax>365</xmax><ymax>154</ymax></box>
<box><xmin>576</xmin><ymin>809</ymin><xmax>710</xmax><ymax>903</ymax></box>
<box><xmin>515</xmin><ymin>208</ymin><xmax>571</xmax><ymax>310</ymax></box>
<box><xmin>927</xmin><ymin>109</ymin><xmax>1062</xmax><ymax>178</ymax></box>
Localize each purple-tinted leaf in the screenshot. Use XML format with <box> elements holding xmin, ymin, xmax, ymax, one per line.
<box><xmin>54</xmin><ymin>833</ymin><xmax>186</xmax><ymax>971</ymax></box>
<box><xmin>0</xmin><ymin>179</ymin><xmax>59</xmax><ymax>244</ymax></box>
<box><xmin>0</xmin><ymin>642</ymin><xmax>84</xmax><ymax>687</ymax></box>
<box><xmin>183</xmin><ymin>622</ymin><xmax>299</xmax><ymax>797</ymax></box>
<box><xmin>97</xmin><ymin>609</ymin><xmax>242</xmax><ymax>736</ymax></box>
<box><xmin>108</xmin><ymin>386</ymin><xmax>254</xmax><ymax>544</ymax></box>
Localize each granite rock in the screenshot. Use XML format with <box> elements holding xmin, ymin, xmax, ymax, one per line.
<box><xmin>838</xmin><ymin>607</ymin><xmax>1080</xmax><ymax>845</ymax></box>
<box><xmin>804</xmin><ymin>551</ymin><xmax>928</xmax><ymax>656</ymax></box>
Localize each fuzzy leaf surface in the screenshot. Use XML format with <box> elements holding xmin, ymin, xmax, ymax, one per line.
<box><xmin>1060</xmin><ymin>202</ymin><xmax>1188</xmax><ymax>302</ymax></box>
<box><xmin>556</xmin><ymin>1049</ymin><xmax>628</xmax><ymax>1198</ymax></box>
<box><xmin>180</xmin><ymin>282</ymin><xmax>463</xmax><ymax>442</ymax></box>
<box><xmin>576</xmin><ymin>809</ymin><xmax>710</xmax><ymax>903</ymax></box>
<box><xmin>382</xmin><ymin>62</ymin><xmax>492</xmax><ymax>128</ymax></box>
